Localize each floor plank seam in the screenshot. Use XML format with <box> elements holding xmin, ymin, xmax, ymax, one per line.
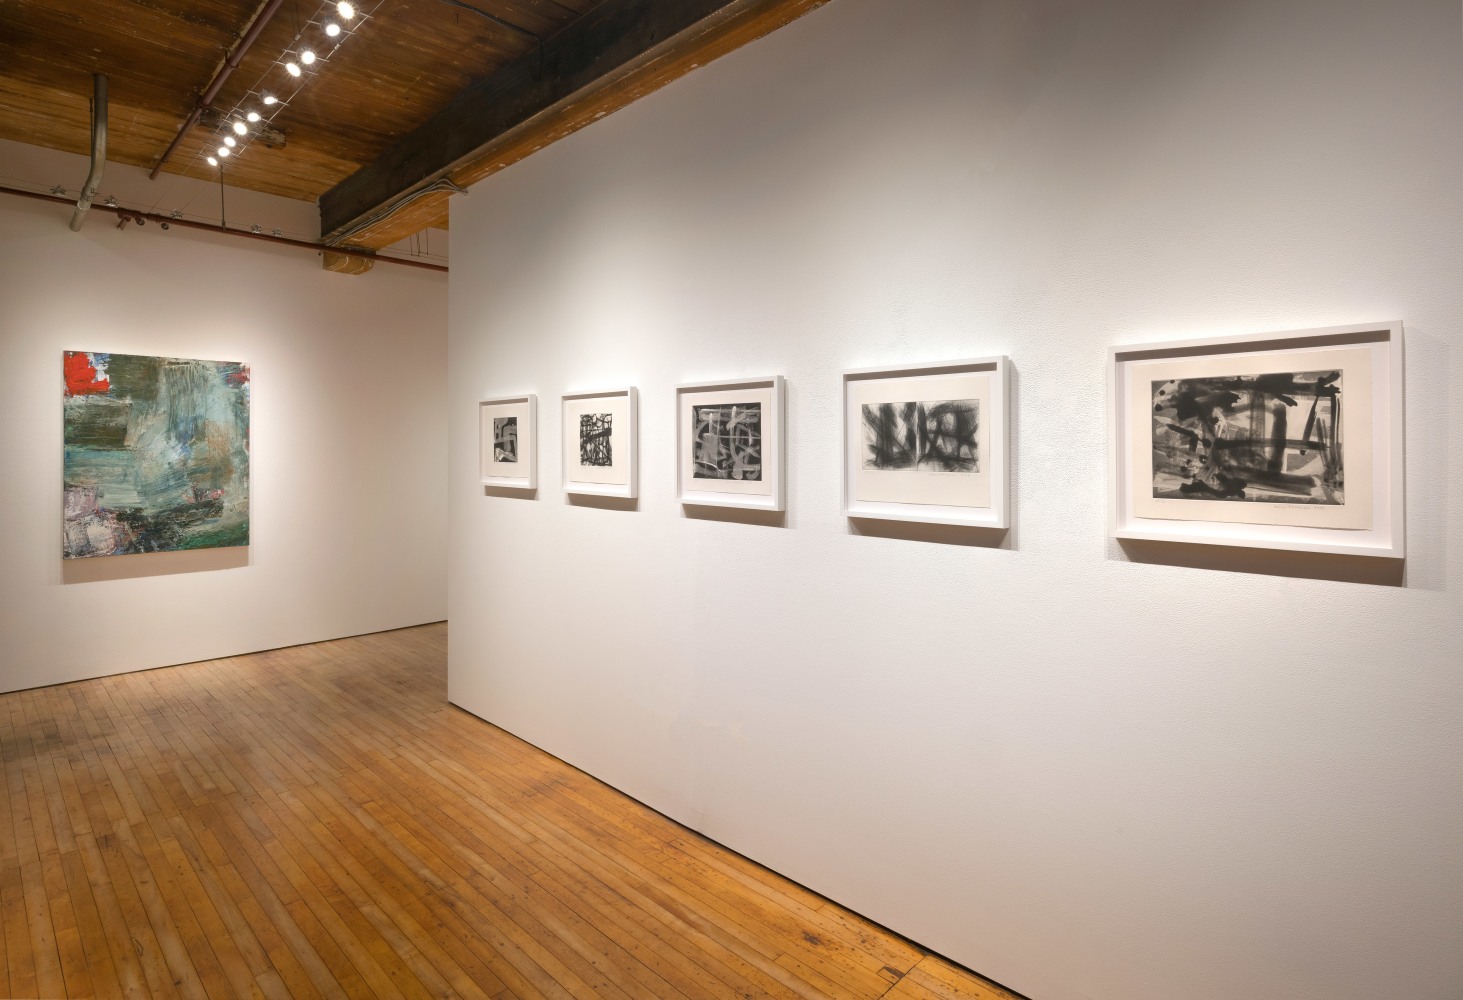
<box><xmin>1</xmin><ymin>623</ymin><xmax>1023</xmax><ymax>1000</ymax></box>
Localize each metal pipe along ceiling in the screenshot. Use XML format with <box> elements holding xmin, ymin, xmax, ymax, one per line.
<box><xmin>4</xmin><ymin>186</ymin><xmax>447</xmax><ymax>272</ymax></box>
<box><xmin>149</xmin><ymin>0</ymin><xmax>289</xmax><ymax>180</ymax></box>
<box><xmin>69</xmin><ymin>74</ymin><xmax>107</xmax><ymax>232</ymax></box>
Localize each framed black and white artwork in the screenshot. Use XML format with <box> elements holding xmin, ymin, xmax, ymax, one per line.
<box><xmin>842</xmin><ymin>357</ymin><xmax>1009</xmax><ymax>528</ymax></box>
<box><xmin>675</xmin><ymin>376</ymin><xmax>785</xmax><ymax>511</ymax></box>
<box><xmin>479</xmin><ymin>393</ymin><xmax>536</xmax><ymax>490</ymax></box>
<box><xmin>1109</xmin><ymin>321</ymin><xmax>1404</xmax><ymax>557</ymax></box>
<box><xmin>562</xmin><ymin>387</ymin><xmax>638</xmax><ymax>498</ymax></box>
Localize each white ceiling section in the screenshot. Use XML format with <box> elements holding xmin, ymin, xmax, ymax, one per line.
<box><xmin>446</xmin><ymin>1</ymin><xmax>1463</xmax><ymax>999</ymax></box>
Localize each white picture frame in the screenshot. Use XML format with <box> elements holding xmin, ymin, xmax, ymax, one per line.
<box><xmin>675</xmin><ymin>376</ymin><xmax>786</xmax><ymax>511</ymax></box>
<box><xmin>562</xmin><ymin>387</ymin><xmax>638</xmax><ymax>498</ymax></box>
<box><xmin>842</xmin><ymin>357</ymin><xmax>1010</xmax><ymax>528</ymax></box>
<box><xmin>1109</xmin><ymin>321</ymin><xmax>1404</xmax><ymax>558</ymax></box>
<box><xmin>479</xmin><ymin>393</ymin><xmax>536</xmax><ymax>489</ymax></box>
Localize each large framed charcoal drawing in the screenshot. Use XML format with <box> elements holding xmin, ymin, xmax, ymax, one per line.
<box><xmin>1109</xmin><ymin>321</ymin><xmax>1404</xmax><ymax>558</ymax></box>
<box><xmin>479</xmin><ymin>393</ymin><xmax>537</xmax><ymax>490</ymax></box>
<box><xmin>675</xmin><ymin>376</ymin><xmax>785</xmax><ymax>511</ymax></box>
<box><xmin>63</xmin><ymin>350</ymin><xmax>250</xmax><ymax>558</ymax></box>
<box><xmin>562</xmin><ymin>387</ymin><xmax>638</xmax><ymax>498</ymax></box>
<box><xmin>842</xmin><ymin>357</ymin><xmax>1009</xmax><ymax>528</ymax></box>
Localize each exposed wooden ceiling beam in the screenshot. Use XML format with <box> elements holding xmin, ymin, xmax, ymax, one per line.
<box><xmin>319</xmin><ymin>0</ymin><xmax>828</xmax><ymax>246</ymax></box>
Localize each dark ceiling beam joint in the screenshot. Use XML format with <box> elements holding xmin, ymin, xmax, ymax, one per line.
<box><xmin>432</xmin><ymin>0</ymin><xmax>541</xmax><ymax>43</ymax></box>
<box><xmin>318</xmin><ymin>0</ymin><xmax>766</xmax><ymax>238</ymax></box>
<box><xmin>432</xmin><ymin>0</ymin><xmax>545</xmax><ymax>74</ymax></box>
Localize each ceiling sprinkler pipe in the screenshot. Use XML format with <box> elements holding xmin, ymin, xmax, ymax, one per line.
<box><xmin>149</xmin><ymin>0</ymin><xmax>288</xmax><ymax>179</ymax></box>
<box><xmin>69</xmin><ymin>74</ymin><xmax>108</xmax><ymax>232</ymax></box>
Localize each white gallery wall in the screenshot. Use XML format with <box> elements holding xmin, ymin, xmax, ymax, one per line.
<box><xmin>0</xmin><ymin>142</ymin><xmax>449</xmax><ymax>694</ymax></box>
<box><xmin>447</xmin><ymin>2</ymin><xmax>1463</xmax><ymax>999</ymax></box>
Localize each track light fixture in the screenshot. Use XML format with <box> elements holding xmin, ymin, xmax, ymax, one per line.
<box><xmin>194</xmin><ymin>1</ymin><xmax>376</xmax><ymax>174</ymax></box>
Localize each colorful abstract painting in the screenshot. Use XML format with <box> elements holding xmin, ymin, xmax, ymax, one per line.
<box><xmin>63</xmin><ymin>351</ymin><xmax>250</xmax><ymax>558</ymax></box>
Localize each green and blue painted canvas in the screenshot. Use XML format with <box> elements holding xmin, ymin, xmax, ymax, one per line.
<box><xmin>63</xmin><ymin>351</ymin><xmax>250</xmax><ymax>558</ymax></box>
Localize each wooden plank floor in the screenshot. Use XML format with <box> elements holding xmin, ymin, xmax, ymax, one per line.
<box><xmin>1</xmin><ymin>624</ymin><xmax>1022</xmax><ymax>1000</ymax></box>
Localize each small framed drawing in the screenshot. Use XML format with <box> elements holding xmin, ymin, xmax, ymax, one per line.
<box><xmin>675</xmin><ymin>376</ymin><xmax>785</xmax><ymax>511</ymax></box>
<box><xmin>1109</xmin><ymin>321</ymin><xmax>1404</xmax><ymax>558</ymax></box>
<box><xmin>479</xmin><ymin>393</ymin><xmax>536</xmax><ymax>489</ymax></box>
<box><xmin>562</xmin><ymin>387</ymin><xmax>638</xmax><ymax>498</ymax></box>
<box><xmin>842</xmin><ymin>357</ymin><xmax>1009</xmax><ymax>528</ymax></box>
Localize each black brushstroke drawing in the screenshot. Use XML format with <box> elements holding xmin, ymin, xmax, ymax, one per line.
<box><xmin>493</xmin><ymin>416</ymin><xmax>518</xmax><ymax>463</ymax></box>
<box><xmin>579</xmin><ymin>412</ymin><xmax>613</xmax><ymax>467</ymax></box>
<box><xmin>692</xmin><ymin>403</ymin><xmax>762</xmax><ymax>480</ymax></box>
<box><xmin>862</xmin><ymin>402</ymin><xmax>917</xmax><ymax>470</ymax></box>
<box><xmin>917</xmin><ymin>400</ymin><xmax>980</xmax><ymax>472</ymax></box>
<box><xmin>1151</xmin><ymin>371</ymin><xmax>1344</xmax><ymax>504</ymax></box>
<box><xmin>862</xmin><ymin>399</ymin><xmax>979</xmax><ymax>473</ymax></box>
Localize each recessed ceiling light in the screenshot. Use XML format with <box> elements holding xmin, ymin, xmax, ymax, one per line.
<box><xmin>232</xmin><ymin>120</ymin><xmax>248</xmax><ymax>135</ymax></box>
<box><xmin>338</xmin><ymin>2</ymin><xmax>355</xmax><ymax>19</ymax></box>
<box><xmin>223</xmin><ymin>136</ymin><xmax>237</xmax><ymax>147</ymax></box>
<box><xmin>207</xmin><ymin>156</ymin><xmax>219</xmax><ymax>166</ymax></box>
<box><xmin>217</xmin><ymin>146</ymin><xmax>230</xmax><ymax>157</ymax></box>
<box><xmin>301</xmin><ymin>50</ymin><xmax>316</xmax><ymax>65</ymax></box>
<box><xmin>324</xmin><ymin>22</ymin><xmax>341</xmax><ymax>37</ymax></box>
<box><xmin>246</xmin><ymin>111</ymin><xmax>261</xmax><ymax>123</ymax></box>
<box><xmin>286</xmin><ymin>61</ymin><xmax>301</xmax><ymax>77</ymax></box>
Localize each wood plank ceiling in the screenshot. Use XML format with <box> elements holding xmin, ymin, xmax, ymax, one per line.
<box><xmin>0</xmin><ymin>0</ymin><xmax>598</xmax><ymax>213</ymax></box>
<box><xmin>0</xmin><ymin>0</ymin><xmax>828</xmax><ymax>260</ymax></box>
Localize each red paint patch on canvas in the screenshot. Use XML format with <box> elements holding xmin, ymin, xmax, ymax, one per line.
<box><xmin>64</xmin><ymin>352</ymin><xmax>110</xmax><ymax>396</ymax></box>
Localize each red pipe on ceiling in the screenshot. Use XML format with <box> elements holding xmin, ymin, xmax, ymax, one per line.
<box><xmin>1</xmin><ymin>185</ymin><xmax>448</xmax><ymax>273</ymax></box>
<box><xmin>149</xmin><ymin>0</ymin><xmax>290</xmax><ymax>180</ymax></box>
